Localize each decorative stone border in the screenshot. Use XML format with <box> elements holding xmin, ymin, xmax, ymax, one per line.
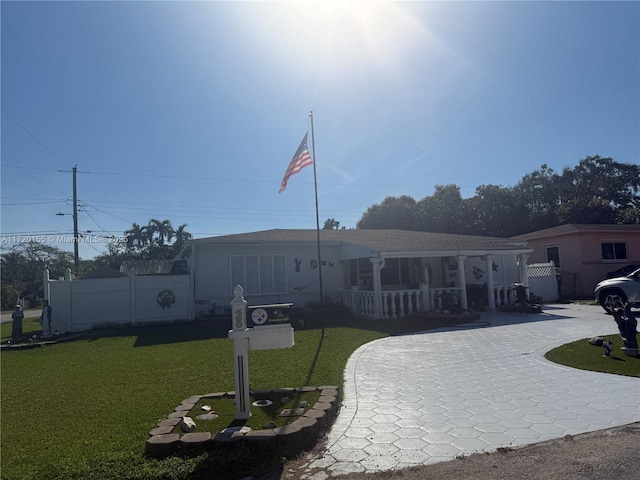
<box><xmin>146</xmin><ymin>386</ymin><xmax>339</xmax><ymax>457</ymax></box>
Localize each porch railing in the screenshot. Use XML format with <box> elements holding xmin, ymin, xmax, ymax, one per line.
<box><xmin>494</xmin><ymin>284</ymin><xmax>516</xmax><ymax>306</ymax></box>
<box><xmin>343</xmin><ymin>287</ymin><xmax>464</xmax><ymax>320</ymax></box>
<box><xmin>343</xmin><ymin>284</ymin><xmax>523</xmax><ymax>319</ymax></box>
<box><xmin>381</xmin><ymin>290</ymin><xmax>422</xmax><ymax>319</ymax></box>
<box><xmin>342</xmin><ymin>289</ymin><xmax>377</xmax><ymax>319</ymax></box>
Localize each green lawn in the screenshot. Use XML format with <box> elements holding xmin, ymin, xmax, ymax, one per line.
<box><xmin>545</xmin><ymin>334</ymin><xmax>640</xmax><ymax>377</ymax></box>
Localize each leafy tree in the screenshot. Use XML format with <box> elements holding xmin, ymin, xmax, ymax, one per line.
<box><xmin>1</xmin><ymin>283</ymin><xmax>19</xmax><ymax>310</ymax></box>
<box><xmin>513</xmin><ymin>164</ymin><xmax>563</xmax><ymax>231</ymax></box>
<box><xmin>556</xmin><ymin>197</ymin><xmax>616</xmax><ymax>225</ymax></box>
<box><xmin>357</xmin><ymin>195</ymin><xmax>418</xmax><ymax>230</ymax></box>
<box><xmin>1</xmin><ymin>242</ymin><xmax>74</xmax><ymax>306</ymax></box>
<box><xmin>414</xmin><ymin>185</ymin><xmax>465</xmax><ymax>234</ymax></box>
<box><xmin>464</xmin><ymin>185</ymin><xmax>530</xmax><ymax>237</ymax></box>
<box><xmin>323</xmin><ymin>218</ymin><xmax>341</xmax><ymax>230</ymax></box>
<box><xmin>93</xmin><ymin>243</ymin><xmax>132</xmax><ymax>270</ymax></box>
<box><xmin>564</xmin><ymin>156</ymin><xmax>640</xmax><ymax>210</ymax></box>
<box><xmin>354</xmin><ymin>156</ymin><xmax>639</xmax><ymax>237</ymax></box>
<box><xmin>616</xmin><ymin>207</ymin><xmax>640</xmax><ymax>224</ymax></box>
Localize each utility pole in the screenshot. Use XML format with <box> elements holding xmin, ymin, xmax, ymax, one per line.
<box><xmin>56</xmin><ymin>165</ymin><xmax>81</xmax><ymax>270</ymax></box>
<box><xmin>72</xmin><ymin>165</ymin><xmax>79</xmax><ymax>269</ymax></box>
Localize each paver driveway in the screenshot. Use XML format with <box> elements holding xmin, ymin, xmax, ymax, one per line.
<box><xmin>307</xmin><ymin>304</ymin><xmax>640</xmax><ymax>477</ymax></box>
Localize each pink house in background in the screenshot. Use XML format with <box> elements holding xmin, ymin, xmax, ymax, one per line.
<box><xmin>512</xmin><ymin>224</ymin><xmax>640</xmax><ymax>298</ymax></box>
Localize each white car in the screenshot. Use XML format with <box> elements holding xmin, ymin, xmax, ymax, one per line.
<box><xmin>594</xmin><ymin>267</ymin><xmax>640</xmax><ymax>314</ymax></box>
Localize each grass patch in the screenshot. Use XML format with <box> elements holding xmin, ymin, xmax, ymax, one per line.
<box><xmin>180</xmin><ymin>390</ymin><xmax>322</xmax><ymax>435</ymax></box>
<box><xmin>545</xmin><ymin>334</ymin><xmax>640</xmax><ymax>377</ymax></box>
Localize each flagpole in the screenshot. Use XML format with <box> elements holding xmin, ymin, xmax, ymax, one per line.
<box><xmin>309</xmin><ymin>111</ymin><xmax>324</xmax><ymax>335</ymax></box>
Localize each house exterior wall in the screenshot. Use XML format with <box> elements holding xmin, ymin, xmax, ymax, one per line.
<box><xmin>460</xmin><ymin>254</ymin><xmax>519</xmax><ymax>287</ymax></box>
<box><xmin>192</xmin><ymin>243</ymin><xmax>344</xmax><ymax>315</ymax></box>
<box><xmin>523</xmin><ymin>231</ymin><xmax>640</xmax><ymax>297</ymax></box>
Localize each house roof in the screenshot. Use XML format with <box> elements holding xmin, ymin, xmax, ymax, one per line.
<box><xmin>187</xmin><ymin>229</ymin><xmax>531</xmax><ymax>257</ymax></box>
<box><xmin>511</xmin><ymin>224</ymin><xmax>640</xmax><ymax>241</ymax></box>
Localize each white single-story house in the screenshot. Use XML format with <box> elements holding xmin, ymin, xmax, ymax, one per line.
<box><xmin>181</xmin><ymin>229</ymin><xmax>534</xmax><ymax>320</ymax></box>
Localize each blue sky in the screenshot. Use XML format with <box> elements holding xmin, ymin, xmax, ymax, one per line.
<box><xmin>2</xmin><ymin>1</ymin><xmax>639</xmax><ymax>260</ymax></box>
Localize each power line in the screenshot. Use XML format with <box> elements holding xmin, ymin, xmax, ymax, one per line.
<box><xmin>1</xmin><ymin>195</ymin><xmax>366</xmax><ymax>215</ymax></box>
<box><xmin>2</xmin><ymin>200</ymin><xmax>67</xmax><ymax>206</ymax></box>
<box><xmin>2</xmin><ymin>163</ymin><xmax>480</xmax><ymax>190</ymax></box>
<box><xmin>0</xmin><ymin>156</ymin><xmax>68</xmax><ymax>196</ymax></box>
<box><xmin>1</xmin><ymin>108</ymin><xmax>73</xmax><ymax>169</ymax></box>
<box><xmin>83</xmin><ymin>203</ymin><xmax>133</xmax><ymax>235</ymax></box>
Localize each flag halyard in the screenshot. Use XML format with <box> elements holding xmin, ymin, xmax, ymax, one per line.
<box><xmin>279</xmin><ymin>133</ymin><xmax>313</xmax><ymax>193</ymax></box>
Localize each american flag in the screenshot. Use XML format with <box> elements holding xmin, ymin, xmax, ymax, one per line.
<box><xmin>279</xmin><ymin>133</ymin><xmax>313</xmax><ymax>193</ymax></box>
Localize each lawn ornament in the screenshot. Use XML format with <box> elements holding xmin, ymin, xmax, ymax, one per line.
<box><xmin>611</xmin><ymin>304</ymin><xmax>639</xmax><ymax>357</ymax></box>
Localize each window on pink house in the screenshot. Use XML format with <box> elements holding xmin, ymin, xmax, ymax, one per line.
<box><xmin>546</xmin><ymin>246</ymin><xmax>560</xmax><ymax>267</ymax></box>
<box><xmin>601</xmin><ymin>242</ymin><xmax>628</xmax><ymax>261</ymax></box>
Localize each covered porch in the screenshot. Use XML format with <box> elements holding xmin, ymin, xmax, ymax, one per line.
<box><xmin>340</xmin><ymin>253</ymin><xmax>530</xmax><ymax>320</ymax></box>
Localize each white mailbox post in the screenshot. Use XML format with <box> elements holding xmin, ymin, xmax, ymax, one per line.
<box><xmin>228</xmin><ymin>285</ymin><xmax>295</xmax><ymax>420</ymax></box>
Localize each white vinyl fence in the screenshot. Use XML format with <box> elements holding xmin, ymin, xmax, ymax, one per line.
<box><xmin>44</xmin><ymin>269</ymin><xmax>191</xmax><ymax>334</ymax></box>
<box><xmin>527</xmin><ymin>262</ymin><xmax>559</xmax><ymax>302</ymax></box>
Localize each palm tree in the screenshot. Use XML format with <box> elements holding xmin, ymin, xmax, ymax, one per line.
<box><xmin>139</xmin><ymin>226</ymin><xmax>153</xmax><ymax>247</ymax></box>
<box><xmin>148</xmin><ymin>219</ymin><xmax>173</xmax><ymax>246</ymax></box>
<box><xmin>124</xmin><ymin>223</ymin><xmax>145</xmax><ymax>250</ymax></box>
<box><xmin>172</xmin><ymin>224</ymin><xmax>193</xmax><ymax>255</ymax></box>
<box><xmin>125</xmin><ymin>223</ymin><xmax>155</xmax><ymax>250</ymax></box>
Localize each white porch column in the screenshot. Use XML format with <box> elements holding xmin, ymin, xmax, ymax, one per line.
<box><xmin>456</xmin><ymin>255</ymin><xmax>468</xmax><ymax>311</ymax></box>
<box><xmin>349</xmin><ymin>286</ymin><xmax>360</xmax><ymax>316</ymax></box>
<box><xmin>370</xmin><ymin>257</ymin><xmax>385</xmax><ymax>319</ymax></box>
<box><xmin>485</xmin><ymin>255</ymin><xmax>496</xmax><ymax>311</ymax></box>
<box><xmin>519</xmin><ymin>254</ymin><xmax>529</xmax><ymax>287</ymax></box>
<box><xmin>419</xmin><ymin>284</ymin><xmax>430</xmax><ymax>312</ymax></box>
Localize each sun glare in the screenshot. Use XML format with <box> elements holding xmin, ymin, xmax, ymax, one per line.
<box><xmin>237</xmin><ymin>1</ymin><xmax>431</xmax><ymax>83</ymax></box>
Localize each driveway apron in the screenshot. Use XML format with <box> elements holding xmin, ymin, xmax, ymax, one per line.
<box><xmin>307</xmin><ymin>304</ymin><xmax>640</xmax><ymax>476</ymax></box>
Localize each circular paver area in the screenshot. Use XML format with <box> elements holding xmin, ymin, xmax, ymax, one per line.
<box><xmin>307</xmin><ymin>304</ymin><xmax>640</xmax><ymax>477</ymax></box>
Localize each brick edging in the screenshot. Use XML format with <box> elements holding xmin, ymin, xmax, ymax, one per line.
<box><xmin>145</xmin><ymin>386</ymin><xmax>339</xmax><ymax>457</ymax></box>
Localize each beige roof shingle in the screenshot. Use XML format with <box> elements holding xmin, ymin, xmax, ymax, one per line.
<box><xmin>511</xmin><ymin>223</ymin><xmax>640</xmax><ymax>241</ymax></box>
<box><xmin>189</xmin><ymin>229</ymin><xmax>530</xmax><ymax>255</ymax></box>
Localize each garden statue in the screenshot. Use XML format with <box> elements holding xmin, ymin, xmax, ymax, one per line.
<box><xmin>11</xmin><ymin>304</ymin><xmax>24</xmax><ymax>342</ymax></box>
<box><xmin>612</xmin><ymin>303</ymin><xmax>639</xmax><ymax>356</ymax></box>
<box><xmin>40</xmin><ymin>300</ymin><xmax>53</xmax><ymax>337</ymax></box>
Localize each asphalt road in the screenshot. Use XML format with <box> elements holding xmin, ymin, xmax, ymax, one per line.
<box><xmin>0</xmin><ymin>308</ymin><xmax>41</xmax><ymax>323</ymax></box>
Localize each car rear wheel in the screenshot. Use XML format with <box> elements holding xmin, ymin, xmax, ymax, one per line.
<box><xmin>599</xmin><ymin>289</ymin><xmax>628</xmax><ymax>314</ymax></box>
